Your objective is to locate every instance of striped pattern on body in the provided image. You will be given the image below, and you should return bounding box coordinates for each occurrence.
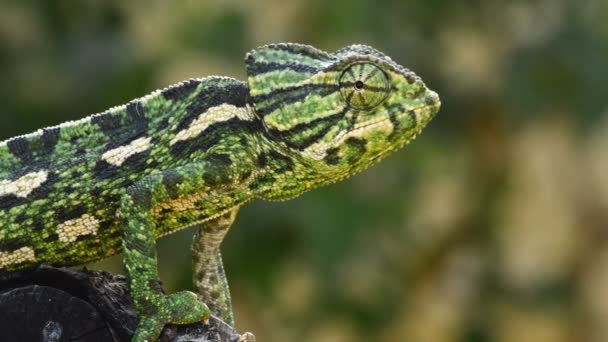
[0,77,259,270]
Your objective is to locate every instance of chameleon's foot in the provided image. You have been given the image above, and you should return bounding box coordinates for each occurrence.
[133,291,210,342]
[239,332,256,342]
[165,291,210,324]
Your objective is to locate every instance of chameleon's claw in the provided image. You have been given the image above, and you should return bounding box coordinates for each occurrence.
[239,332,256,342]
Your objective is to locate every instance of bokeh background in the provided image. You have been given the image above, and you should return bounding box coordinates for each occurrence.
[1,1,607,341]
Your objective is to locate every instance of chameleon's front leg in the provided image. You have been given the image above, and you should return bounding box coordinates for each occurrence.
[121,164,220,341]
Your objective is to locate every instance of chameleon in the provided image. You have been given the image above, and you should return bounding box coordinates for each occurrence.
[0,43,440,341]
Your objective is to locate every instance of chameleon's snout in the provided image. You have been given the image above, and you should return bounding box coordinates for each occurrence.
[400,86,440,135]
[423,90,441,118]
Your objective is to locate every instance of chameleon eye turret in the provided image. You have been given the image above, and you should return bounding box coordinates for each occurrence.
[1,42,439,341]
[339,62,390,110]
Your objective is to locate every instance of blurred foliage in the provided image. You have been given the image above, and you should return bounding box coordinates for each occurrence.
[1,0,608,341]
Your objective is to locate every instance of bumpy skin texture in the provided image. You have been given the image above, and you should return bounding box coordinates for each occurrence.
[0,43,440,341]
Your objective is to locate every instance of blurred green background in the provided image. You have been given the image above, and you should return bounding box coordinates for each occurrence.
[1,1,607,341]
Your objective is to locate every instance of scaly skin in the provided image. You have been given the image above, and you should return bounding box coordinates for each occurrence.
[0,43,440,341]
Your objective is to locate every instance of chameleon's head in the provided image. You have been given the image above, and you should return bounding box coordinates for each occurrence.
[246,43,440,178]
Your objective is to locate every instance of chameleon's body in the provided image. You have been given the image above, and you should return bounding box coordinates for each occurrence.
[0,43,440,341]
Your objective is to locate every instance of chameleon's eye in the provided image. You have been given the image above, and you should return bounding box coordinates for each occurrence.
[339,63,390,110]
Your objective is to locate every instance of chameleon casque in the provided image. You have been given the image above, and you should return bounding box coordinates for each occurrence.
[0,43,440,341]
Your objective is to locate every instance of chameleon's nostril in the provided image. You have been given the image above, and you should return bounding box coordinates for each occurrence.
[424,94,437,105]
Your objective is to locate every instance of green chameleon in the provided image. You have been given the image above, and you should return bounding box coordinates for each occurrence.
[0,43,440,341]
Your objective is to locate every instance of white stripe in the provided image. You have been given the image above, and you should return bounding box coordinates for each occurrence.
[302,118,394,160]
[0,247,36,268]
[101,137,152,166]
[56,214,100,242]
[170,104,254,145]
[0,76,240,148]
[0,170,49,198]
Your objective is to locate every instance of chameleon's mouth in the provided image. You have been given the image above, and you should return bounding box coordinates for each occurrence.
[307,92,440,162]
[308,102,438,185]
[323,99,440,166]
[339,101,439,139]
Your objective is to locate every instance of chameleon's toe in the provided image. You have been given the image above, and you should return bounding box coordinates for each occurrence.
[239,332,256,342]
[164,290,211,324]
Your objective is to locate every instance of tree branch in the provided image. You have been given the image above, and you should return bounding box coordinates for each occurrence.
[0,265,244,341]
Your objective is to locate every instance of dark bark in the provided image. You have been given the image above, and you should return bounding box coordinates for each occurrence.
[0,265,243,342]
